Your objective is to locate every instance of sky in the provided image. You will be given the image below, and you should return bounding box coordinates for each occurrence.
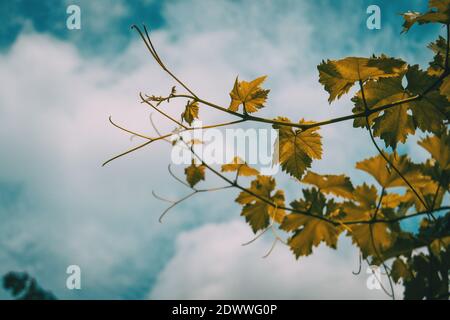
[0,0,445,299]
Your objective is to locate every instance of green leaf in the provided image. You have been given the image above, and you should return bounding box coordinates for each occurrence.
[301,171,354,199]
[273,118,322,180]
[318,56,406,103]
[235,176,285,233]
[229,76,270,113]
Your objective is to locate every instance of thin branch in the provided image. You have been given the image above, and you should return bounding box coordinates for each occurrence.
[106,23,450,228]
[132,25,198,98]
[262,238,280,259]
[365,259,394,297]
[373,206,449,224]
[158,191,197,223]
[359,79,430,213]
[156,185,233,223]
[152,190,175,203]
[104,115,246,166]
[143,93,425,132]
[136,25,450,132]
[445,24,449,71]
[109,116,153,140]
[369,187,396,300]
[106,116,450,224]
[140,92,187,128]
[167,164,191,188]
[242,223,273,246]
[352,253,363,275]
[102,139,153,167]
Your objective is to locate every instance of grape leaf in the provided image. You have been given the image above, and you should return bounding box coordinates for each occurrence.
[352,65,448,148]
[235,175,285,233]
[402,0,450,33]
[280,188,342,258]
[403,179,442,212]
[419,213,450,256]
[352,76,406,129]
[429,36,450,100]
[181,100,199,126]
[372,100,415,149]
[273,118,322,180]
[301,171,354,199]
[228,76,270,113]
[318,56,406,103]
[221,156,259,176]
[185,161,205,187]
[406,65,449,134]
[403,253,449,299]
[391,258,412,283]
[341,183,377,218]
[356,153,431,189]
[439,76,450,101]
[341,184,395,258]
[427,36,448,76]
[418,131,450,170]
[381,193,409,209]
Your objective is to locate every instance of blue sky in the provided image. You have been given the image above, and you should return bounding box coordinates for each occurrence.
[0,0,445,299]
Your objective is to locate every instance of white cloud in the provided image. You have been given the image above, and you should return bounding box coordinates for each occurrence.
[149,220,403,299]
[0,0,431,299]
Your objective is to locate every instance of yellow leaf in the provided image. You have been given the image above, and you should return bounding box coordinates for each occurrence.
[381,193,408,208]
[439,76,450,100]
[273,118,322,180]
[349,222,394,259]
[352,77,406,129]
[341,184,378,218]
[184,161,205,187]
[229,76,270,113]
[406,65,449,134]
[355,153,431,189]
[221,156,259,176]
[318,56,406,103]
[418,131,450,170]
[403,179,441,212]
[340,184,395,258]
[301,171,354,199]
[427,36,447,76]
[181,100,199,126]
[430,236,450,256]
[402,0,450,33]
[280,188,342,258]
[281,214,341,258]
[235,176,285,233]
[391,258,412,283]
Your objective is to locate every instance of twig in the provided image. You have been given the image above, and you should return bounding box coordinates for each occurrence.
[359,79,431,213]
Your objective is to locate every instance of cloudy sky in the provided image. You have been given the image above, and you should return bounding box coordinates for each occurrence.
[0,0,444,299]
